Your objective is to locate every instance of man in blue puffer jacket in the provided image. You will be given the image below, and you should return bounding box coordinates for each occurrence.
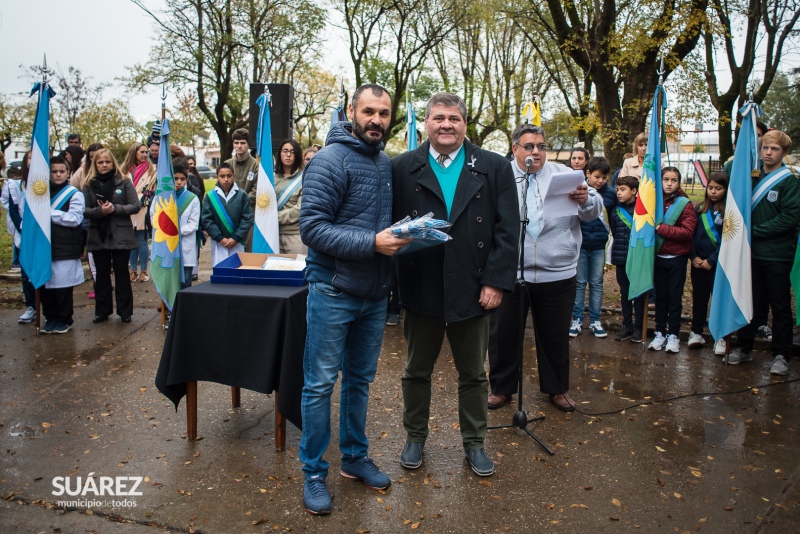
[298,84,409,516]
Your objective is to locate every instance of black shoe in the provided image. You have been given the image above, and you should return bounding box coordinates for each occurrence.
[630,330,643,343]
[191,274,198,281]
[615,326,634,341]
[400,441,424,469]
[92,315,109,323]
[465,448,494,476]
[121,316,132,323]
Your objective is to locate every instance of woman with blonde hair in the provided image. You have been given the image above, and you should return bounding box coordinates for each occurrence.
[82,149,140,324]
[619,132,648,179]
[120,142,157,282]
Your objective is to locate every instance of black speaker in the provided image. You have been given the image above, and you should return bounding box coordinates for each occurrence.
[248,83,294,151]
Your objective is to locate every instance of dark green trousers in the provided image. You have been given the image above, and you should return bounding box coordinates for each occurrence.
[402,309,489,451]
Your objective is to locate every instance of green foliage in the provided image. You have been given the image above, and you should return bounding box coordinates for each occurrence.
[762,71,800,141]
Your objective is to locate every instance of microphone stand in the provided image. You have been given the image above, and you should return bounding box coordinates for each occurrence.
[487,160,554,455]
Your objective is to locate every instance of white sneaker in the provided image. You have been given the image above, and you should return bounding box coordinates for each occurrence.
[665,334,680,353]
[568,319,582,337]
[648,331,666,351]
[713,338,727,356]
[18,306,35,324]
[687,332,705,348]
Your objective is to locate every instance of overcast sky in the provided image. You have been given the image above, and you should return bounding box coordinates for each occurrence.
[0,1,169,120]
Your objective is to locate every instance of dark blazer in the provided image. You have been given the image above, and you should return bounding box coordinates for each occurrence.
[83,175,141,251]
[391,140,520,323]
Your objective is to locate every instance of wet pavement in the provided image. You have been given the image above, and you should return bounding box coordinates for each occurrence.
[0,255,798,533]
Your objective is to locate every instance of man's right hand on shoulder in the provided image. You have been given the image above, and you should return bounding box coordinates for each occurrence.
[375,228,411,256]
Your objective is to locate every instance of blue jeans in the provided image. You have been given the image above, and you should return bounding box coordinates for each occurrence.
[299,282,387,478]
[180,266,193,290]
[12,245,20,266]
[129,230,149,272]
[572,247,605,322]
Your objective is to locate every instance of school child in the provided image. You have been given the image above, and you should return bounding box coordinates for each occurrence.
[201,162,254,266]
[41,156,85,334]
[169,165,200,289]
[571,156,616,337]
[1,166,23,271]
[688,172,728,354]
[727,130,800,375]
[608,175,646,342]
[648,167,697,353]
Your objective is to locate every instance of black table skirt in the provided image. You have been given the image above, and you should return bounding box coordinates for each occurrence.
[155,282,307,429]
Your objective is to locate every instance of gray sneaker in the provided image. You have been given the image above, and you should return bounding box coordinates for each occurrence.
[770,355,789,376]
[725,349,753,365]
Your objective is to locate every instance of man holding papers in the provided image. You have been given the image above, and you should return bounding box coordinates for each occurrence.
[487,124,601,412]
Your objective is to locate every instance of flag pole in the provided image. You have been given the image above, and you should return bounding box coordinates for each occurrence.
[33,54,53,336]
[160,84,168,330]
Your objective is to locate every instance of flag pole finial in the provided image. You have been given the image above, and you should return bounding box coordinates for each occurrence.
[37,54,53,85]
[747,81,755,103]
[657,56,665,86]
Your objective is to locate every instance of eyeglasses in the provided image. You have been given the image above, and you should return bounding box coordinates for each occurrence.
[281,149,296,155]
[516,143,547,153]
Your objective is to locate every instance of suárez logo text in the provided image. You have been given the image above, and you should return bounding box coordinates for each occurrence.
[51,473,144,496]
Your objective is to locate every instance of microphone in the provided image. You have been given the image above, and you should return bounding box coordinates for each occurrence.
[525,156,534,169]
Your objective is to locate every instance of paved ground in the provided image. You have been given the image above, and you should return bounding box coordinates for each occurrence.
[0,250,798,533]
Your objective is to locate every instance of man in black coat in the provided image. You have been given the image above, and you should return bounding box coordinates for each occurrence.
[392,92,519,477]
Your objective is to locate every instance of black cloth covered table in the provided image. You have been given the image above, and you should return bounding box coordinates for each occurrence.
[155,282,307,428]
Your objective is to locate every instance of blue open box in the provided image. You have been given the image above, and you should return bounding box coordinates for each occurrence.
[210,252,307,286]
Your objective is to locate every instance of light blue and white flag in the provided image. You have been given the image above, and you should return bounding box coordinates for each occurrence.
[407,100,418,151]
[709,102,759,340]
[19,82,56,289]
[252,92,279,254]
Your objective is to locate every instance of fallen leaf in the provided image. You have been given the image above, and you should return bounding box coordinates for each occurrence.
[611,498,621,507]
[251,518,268,526]
[479,481,493,487]
[655,446,666,452]
[691,470,703,478]
[41,422,52,428]
[673,492,682,499]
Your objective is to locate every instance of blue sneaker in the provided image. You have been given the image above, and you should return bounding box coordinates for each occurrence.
[52,322,72,334]
[340,457,391,490]
[40,321,56,334]
[589,321,607,338]
[569,319,582,337]
[303,476,331,515]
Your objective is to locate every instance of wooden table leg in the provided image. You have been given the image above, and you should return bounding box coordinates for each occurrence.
[274,391,286,451]
[231,386,241,408]
[186,381,197,440]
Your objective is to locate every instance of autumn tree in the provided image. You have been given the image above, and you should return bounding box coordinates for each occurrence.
[334,0,467,141]
[702,0,800,161]
[522,0,708,167]
[128,0,324,160]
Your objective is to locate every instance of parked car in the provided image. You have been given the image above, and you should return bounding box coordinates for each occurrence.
[195,165,215,179]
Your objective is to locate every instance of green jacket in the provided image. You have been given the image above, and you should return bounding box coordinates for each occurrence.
[751,166,800,262]
[200,184,254,244]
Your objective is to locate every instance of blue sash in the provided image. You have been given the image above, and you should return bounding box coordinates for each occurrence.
[277,173,303,210]
[208,190,236,235]
[752,167,791,208]
[616,206,633,229]
[50,185,79,211]
[656,196,690,252]
[177,191,197,217]
[701,210,721,247]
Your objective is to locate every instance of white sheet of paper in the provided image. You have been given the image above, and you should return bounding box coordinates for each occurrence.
[542,170,585,219]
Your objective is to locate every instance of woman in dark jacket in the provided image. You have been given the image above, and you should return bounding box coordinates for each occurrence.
[82,149,141,323]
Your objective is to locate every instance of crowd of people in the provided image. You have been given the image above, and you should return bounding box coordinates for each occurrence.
[0,128,320,332]
[1,85,796,517]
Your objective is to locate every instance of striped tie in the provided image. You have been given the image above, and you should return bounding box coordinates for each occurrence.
[437,153,448,167]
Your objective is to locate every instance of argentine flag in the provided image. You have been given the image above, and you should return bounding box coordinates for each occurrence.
[709,103,758,340]
[407,100,418,151]
[252,92,279,254]
[19,82,56,289]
